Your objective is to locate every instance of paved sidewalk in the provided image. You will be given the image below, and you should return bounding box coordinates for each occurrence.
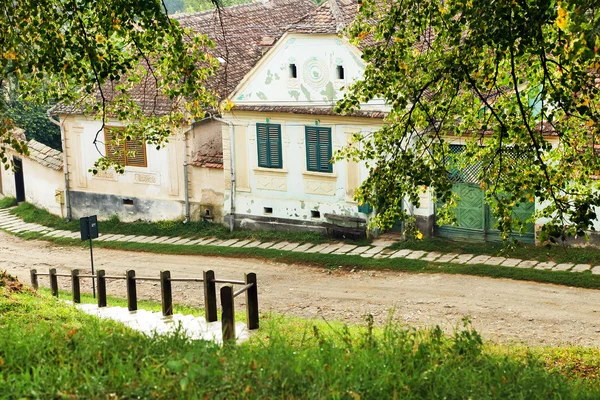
[1,208,599,275]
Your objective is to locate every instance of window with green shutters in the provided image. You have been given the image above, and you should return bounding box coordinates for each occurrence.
[305,126,333,173]
[256,123,282,168]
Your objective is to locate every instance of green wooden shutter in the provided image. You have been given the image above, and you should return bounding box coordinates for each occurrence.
[257,123,282,168]
[318,127,332,172]
[257,123,269,168]
[305,127,320,171]
[267,124,282,168]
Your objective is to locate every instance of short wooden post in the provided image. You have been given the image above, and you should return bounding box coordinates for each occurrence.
[126,270,137,312]
[71,269,81,303]
[30,269,38,290]
[49,268,58,297]
[97,270,107,307]
[245,273,259,330]
[221,285,235,343]
[203,270,217,322]
[160,271,173,316]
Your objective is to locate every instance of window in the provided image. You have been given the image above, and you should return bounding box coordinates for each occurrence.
[289,63,297,78]
[256,123,282,168]
[336,65,345,80]
[104,127,147,167]
[305,126,333,173]
[311,210,320,218]
[264,207,273,214]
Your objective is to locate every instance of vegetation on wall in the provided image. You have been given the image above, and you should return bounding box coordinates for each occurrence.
[5,100,61,150]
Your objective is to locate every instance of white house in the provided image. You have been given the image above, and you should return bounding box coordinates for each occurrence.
[218,0,437,237]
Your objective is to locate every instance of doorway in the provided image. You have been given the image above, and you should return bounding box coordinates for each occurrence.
[13,157,25,202]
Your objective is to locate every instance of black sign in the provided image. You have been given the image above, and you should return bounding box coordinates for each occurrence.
[80,215,99,241]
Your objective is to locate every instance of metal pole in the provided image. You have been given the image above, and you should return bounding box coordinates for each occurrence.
[89,235,96,298]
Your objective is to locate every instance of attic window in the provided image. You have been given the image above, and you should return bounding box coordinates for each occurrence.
[289,64,297,79]
[336,65,345,80]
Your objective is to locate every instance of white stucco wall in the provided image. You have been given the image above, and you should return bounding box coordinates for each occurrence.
[232,33,386,110]
[222,111,383,226]
[0,153,65,216]
[60,115,224,222]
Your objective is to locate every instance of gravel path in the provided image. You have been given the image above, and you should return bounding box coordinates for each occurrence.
[2,231,600,347]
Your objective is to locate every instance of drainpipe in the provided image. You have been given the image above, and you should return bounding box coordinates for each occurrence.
[47,109,72,221]
[211,116,235,232]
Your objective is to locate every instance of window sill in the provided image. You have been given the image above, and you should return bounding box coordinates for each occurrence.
[254,167,288,174]
[302,170,337,179]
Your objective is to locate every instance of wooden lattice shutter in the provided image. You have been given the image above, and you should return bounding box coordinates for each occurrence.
[104,127,125,164]
[125,137,147,167]
[306,126,319,171]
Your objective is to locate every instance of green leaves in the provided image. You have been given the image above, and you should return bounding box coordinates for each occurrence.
[339,0,600,242]
[1,0,218,172]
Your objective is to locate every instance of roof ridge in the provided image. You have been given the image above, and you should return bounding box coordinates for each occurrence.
[327,0,346,33]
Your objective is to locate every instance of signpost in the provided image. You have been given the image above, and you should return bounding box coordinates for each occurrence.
[80,215,99,298]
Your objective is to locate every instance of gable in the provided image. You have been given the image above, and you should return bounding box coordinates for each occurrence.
[231,33,385,109]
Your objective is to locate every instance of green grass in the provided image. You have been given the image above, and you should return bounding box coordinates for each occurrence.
[0,196,17,209]
[391,237,600,265]
[16,230,600,291]
[10,202,349,244]
[2,275,599,399]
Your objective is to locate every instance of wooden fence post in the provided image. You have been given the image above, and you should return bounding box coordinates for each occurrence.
[245,272,259,330]
[203,270,217,322]
[49,268,58,297]
[71,269,80,303]
[30,269,38,290]
[160,271,172,316]
[221,285,235,343]
[126,270,137,312]
[97,270,106,307]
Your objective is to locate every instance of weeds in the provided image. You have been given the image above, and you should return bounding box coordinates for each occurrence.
[0,196,16,209]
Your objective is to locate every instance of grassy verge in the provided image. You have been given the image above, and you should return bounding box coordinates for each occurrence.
[1,274,599,399]
[0,196,16,209]
[10,202,360,245]
[391,237,600,265]
[16,230,600,290]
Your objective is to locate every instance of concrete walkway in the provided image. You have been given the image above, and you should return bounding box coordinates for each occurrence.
[1,208,599,274]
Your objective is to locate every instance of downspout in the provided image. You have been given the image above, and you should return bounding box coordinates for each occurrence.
[47,109,72,221]
[211,116,235,232]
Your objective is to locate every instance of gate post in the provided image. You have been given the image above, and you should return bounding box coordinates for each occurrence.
[71,269,80,303]
[30,269,38,290]
[126,270,137,312]
[160,271,173,316]
[245,273,259,330]
[49,268,58,297]
[97,270,107,307]
[221,285,235,343]
[203,270,217,322]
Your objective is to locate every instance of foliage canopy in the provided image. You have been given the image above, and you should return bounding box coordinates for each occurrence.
[1,0,218,172]
[338,0,600,242]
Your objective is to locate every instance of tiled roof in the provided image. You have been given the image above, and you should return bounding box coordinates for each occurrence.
[231,104,387,118]
[287,0,358,34]
[26,139,64,171]
[54,0,317,117]
[191,153,224,169]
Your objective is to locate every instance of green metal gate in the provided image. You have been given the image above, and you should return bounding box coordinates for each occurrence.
[436,145,535,243]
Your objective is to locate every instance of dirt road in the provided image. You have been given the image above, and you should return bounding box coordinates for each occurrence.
[1,231,599,347]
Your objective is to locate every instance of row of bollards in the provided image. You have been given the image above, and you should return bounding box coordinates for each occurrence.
[30,268,258,342]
